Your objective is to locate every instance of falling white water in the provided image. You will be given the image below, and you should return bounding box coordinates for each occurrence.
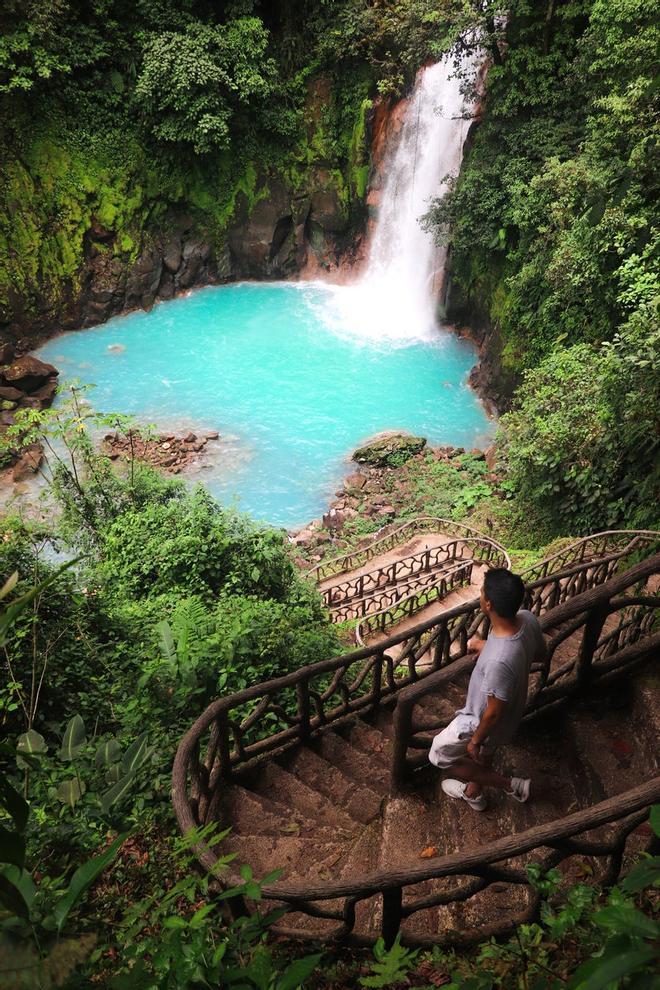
[323,57,473,345]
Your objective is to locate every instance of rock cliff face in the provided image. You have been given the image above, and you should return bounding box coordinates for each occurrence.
[5,170,361,350]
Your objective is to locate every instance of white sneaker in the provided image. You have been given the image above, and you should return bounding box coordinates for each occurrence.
[441,778,487,812]
[508,777,531,803]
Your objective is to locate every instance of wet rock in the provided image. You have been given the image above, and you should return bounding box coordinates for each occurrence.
[31,380,58,407]
[12,444,44,482]
[162,241,182,274]
[322,508,345,531]
[345,472,367,491]
[0,343,15,365]
[2,355,58,393]
[202,430,219,440]
[0,386,23,402]
[353,432,426,468]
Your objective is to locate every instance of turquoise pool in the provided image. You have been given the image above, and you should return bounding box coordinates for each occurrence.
[37,281,493,528]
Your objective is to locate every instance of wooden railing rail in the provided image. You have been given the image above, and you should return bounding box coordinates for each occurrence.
[354,560,474,644]
[309,517,511,581]
[321,536,505,609]
[330,558,473,625]
[389,553,660,792]
[520,530,659,582]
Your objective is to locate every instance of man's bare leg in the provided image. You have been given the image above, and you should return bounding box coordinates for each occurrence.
[447,756,512,798]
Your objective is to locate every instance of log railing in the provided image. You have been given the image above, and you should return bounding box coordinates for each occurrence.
[520,530,659,582]
[354,560,474,644]
[390,554,660,792]
[172,542,659,947]
[321,536,505,611]
[309,517,510,581]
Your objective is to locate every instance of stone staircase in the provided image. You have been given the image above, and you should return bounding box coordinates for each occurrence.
[173,531,659,946]
[215,664,658,942]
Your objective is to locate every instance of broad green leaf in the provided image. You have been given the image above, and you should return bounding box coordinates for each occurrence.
[0,870,31,919]
[56,778,87,807]
[54,832,128,933]
[650,804,660,837]
[100,771,136,814]
[104,764,122,785]
[622,857,660,893]
[95,738,121,768]
[121,732,150,773]
[594,905,659,940]
[0,824,25,868]
[277,953,324,990]
[59,714,87,761]
[0,775,29,831]
[16,729,47,768]
[0,571,18,601]
[2,865,36,909]
[156,620,176,663]
[569,945,655,990]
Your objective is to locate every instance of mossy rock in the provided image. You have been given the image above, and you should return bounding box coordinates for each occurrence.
[353,433,427,468]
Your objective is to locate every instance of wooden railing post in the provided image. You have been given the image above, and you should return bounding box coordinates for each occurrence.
[381,886,402,948]
[391,699,413,793]
[577,600,610,686]
[297,677,311,740]
[216,710,232,782]
[371,652,383,709]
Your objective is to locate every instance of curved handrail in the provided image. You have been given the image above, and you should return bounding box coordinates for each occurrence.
[309,517,511,581]
[520,529,659,582]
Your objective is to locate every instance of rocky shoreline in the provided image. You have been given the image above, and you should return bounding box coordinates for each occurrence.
[101,428,221,474]
[289,432,498,565]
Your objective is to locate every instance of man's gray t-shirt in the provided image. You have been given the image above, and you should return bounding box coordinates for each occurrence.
[456,610,547,747]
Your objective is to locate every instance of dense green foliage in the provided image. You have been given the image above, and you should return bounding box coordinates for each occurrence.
[424,0,659,533]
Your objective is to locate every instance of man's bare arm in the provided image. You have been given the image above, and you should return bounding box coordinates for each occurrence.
[467,695,507,761]
[467,636,486,655]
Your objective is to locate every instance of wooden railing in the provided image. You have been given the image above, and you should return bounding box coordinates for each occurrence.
[321,536,506,610]
[520,530,659,582]
[354,560,474,644]
[329,559,473,625]
[172,541,659,948]
[390,554,660,792]
[309,517,511,581]
[262,781,660,948]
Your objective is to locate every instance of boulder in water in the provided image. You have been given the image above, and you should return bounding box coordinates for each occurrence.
[2,355,58,393]
[353,432,426,468]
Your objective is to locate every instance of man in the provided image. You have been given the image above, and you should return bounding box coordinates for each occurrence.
[428,568,547,811]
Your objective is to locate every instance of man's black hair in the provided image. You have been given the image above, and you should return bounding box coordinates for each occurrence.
[483,568,525,620]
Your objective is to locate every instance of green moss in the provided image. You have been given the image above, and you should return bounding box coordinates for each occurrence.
[348,98,371,201]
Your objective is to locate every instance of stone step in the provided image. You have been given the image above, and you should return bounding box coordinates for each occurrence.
[218,783,341,842]
[219,833,347,886]
[629,667,660,774]
[252,762,359,834]
[280,745,383,824]
[315,731,391,790]
[341,718,394,767]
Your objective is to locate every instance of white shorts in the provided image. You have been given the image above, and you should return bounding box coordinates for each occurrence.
[429,715,497,769]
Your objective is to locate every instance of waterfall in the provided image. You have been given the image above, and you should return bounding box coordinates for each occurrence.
[325,58,473,344]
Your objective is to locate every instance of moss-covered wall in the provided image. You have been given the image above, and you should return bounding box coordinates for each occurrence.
[0,71,372,344]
